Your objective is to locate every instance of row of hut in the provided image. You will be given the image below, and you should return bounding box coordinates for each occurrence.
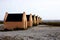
[4,12,42,30]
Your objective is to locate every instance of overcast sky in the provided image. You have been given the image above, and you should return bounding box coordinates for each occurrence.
[0,0,60,20]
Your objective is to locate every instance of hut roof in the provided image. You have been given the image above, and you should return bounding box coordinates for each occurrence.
[6,14,23,22]
[26,15,30,21]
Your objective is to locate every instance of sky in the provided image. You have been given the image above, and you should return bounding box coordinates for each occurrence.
[0,0,60,20]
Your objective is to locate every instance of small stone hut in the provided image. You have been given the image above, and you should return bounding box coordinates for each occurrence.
[4,12,27,30]
[36,16,39,25]
[32,15,37,26]
[26,14,33,27]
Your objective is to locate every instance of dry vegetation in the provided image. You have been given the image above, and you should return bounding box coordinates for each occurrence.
[42,22,60,26]
[0,21,3,24]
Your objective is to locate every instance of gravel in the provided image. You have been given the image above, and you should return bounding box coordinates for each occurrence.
[0,24,60,40]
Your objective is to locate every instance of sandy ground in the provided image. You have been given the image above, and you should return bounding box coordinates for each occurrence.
[0,24,60,40]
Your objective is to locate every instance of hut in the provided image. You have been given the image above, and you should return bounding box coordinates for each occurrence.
[38,17,42,24]
[32,15,37,26]
[36,16,39,25]
[26,14,33,27]
[4,12,27,30]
